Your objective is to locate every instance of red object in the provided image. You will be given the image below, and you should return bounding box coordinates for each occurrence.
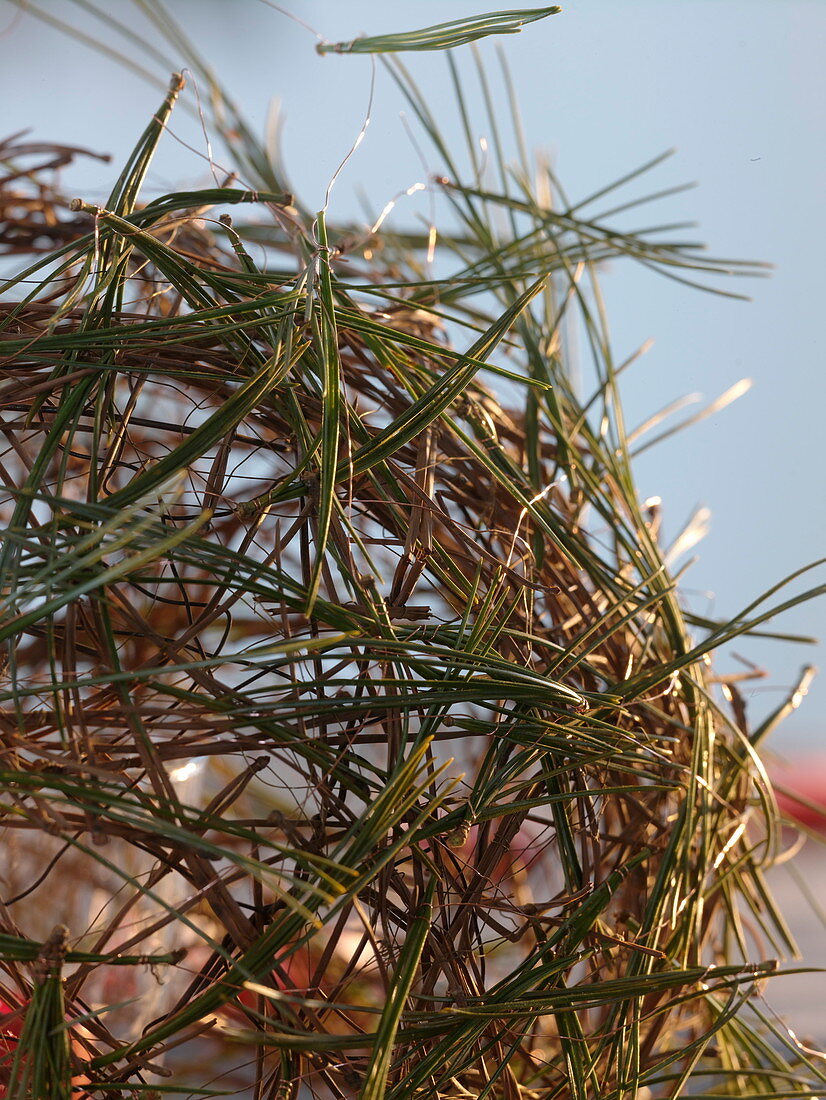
[0,999,25,1097]
[0,999,89,1099]
[771,757,826,832]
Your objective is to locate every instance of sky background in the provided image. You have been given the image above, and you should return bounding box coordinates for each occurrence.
[3,0,825,753]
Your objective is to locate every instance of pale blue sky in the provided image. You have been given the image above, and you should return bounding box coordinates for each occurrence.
[4,1,825,749]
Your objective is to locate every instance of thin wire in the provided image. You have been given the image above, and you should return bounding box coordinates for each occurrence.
[254,0,325,46]
[320,56,377,222]
[181,67,221,188]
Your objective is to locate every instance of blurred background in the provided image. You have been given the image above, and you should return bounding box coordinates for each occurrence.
[3,0,825,1048]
